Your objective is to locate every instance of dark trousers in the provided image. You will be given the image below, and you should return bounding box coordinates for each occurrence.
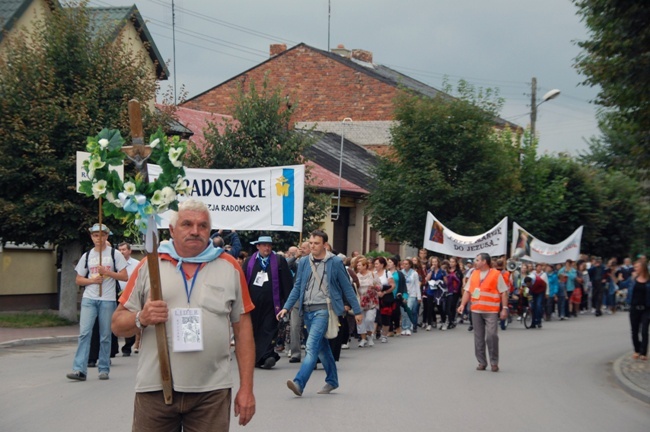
[122,336,136,354]
[446,293,459,324]
[630,307,650,356]
[592,285,604,314]
[424,296,436,325]
[531,293,544,326]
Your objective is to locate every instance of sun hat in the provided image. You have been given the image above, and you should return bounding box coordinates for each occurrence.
[250,235,273,245]
[88,223,112,235]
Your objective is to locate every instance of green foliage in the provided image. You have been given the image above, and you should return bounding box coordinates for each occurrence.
[0,1,167,246]
[505,129,649,258]
[78,128,189,234]
[185,77,329,251]
[366,84,520,247]
[573,0,650,173]
[0,312,75,328]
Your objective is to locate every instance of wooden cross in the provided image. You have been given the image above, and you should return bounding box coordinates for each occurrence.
[124,99,174,405]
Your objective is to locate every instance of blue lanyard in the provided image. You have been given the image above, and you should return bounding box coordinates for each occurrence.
[182,264,201,305]
[258,255,269,272]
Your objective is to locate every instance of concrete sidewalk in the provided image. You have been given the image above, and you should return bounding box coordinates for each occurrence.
[0,324,79,347]
[1,324,648,404]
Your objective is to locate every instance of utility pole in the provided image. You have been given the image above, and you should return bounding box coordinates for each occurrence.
[530,76,537,139]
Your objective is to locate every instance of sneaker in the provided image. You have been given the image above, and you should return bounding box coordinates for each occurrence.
[426,325,432,331]
[287,380,303,397]
[66,371,86,381]
[122,352,131,357]
[438,323,444,329]
[341,343,350,350]
[317,383,338,394]
[286,349,292,357]
[99,372,109,380]
[405,329,412,336]
[87,361,96,368]
[400,330,407,336]
[447,323,456,330]
[289,357,301,363]
[467,325,473,331]
[133,348,139,354]
[441,323,448,331]
[380,336,388,343]
[367,335,375,347]
[358,339,367,348]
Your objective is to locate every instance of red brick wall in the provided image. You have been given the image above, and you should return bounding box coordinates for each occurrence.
[182,44,400,123]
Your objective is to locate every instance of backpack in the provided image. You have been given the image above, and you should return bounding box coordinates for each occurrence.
[84,246,117,277]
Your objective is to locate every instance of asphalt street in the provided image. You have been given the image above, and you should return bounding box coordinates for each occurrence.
[1,312,647,432]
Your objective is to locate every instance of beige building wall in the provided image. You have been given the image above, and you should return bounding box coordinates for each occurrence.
[0,246,57,295]
[0,0,52,52]
[117,21,159,110]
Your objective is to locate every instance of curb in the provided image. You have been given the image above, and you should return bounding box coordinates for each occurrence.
[612,354,650,405]
[0,335,78,349]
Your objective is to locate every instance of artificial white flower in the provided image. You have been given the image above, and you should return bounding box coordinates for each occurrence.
[123,181,136,196]
[174,176,190,195]
[106,192,123,208]
[149,138,160,148]
[161,187,176,204]
[92,180,107,198]
[98,138,109,149]
[168,147,184,168]
[151,190,164,206]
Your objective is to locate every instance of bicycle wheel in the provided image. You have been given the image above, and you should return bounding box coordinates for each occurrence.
[523,309,533,329]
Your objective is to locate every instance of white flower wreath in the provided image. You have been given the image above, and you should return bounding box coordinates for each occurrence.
[79,128,190,237]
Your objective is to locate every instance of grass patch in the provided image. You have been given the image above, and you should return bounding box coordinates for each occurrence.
[0,313,75,328]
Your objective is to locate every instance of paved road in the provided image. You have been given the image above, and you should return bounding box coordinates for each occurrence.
[1,313,647,432]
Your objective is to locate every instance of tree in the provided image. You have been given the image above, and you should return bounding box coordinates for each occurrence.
[185,77,329,251]
[366,82,520,247]
[0,1,168,247]
[506,130,649,258]
[0,2,171,320]
[573,0,650,173]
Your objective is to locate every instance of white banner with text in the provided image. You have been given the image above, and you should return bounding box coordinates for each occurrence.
[423,212,508,258]
[511,222,582,264]
[149,164,305,232]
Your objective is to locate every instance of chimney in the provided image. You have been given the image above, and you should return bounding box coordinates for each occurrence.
[330,43,351,58]
[270,43,287,57]
[351,49,373,64]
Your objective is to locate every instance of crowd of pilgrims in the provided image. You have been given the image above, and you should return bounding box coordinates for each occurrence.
[262,248,648,360]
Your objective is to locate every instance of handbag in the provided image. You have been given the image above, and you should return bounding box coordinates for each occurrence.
[310,259,339,339]
[325,298,339,339]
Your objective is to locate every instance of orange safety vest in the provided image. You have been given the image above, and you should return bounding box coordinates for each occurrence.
[469,268,502,313]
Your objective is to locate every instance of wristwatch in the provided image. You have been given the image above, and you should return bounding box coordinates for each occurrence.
[135,310,145,329]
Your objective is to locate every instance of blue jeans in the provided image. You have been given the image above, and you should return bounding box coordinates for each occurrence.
[72,298,116,374]
[406,296,419,329]
[293,309,338,391]
[401,300,413,331]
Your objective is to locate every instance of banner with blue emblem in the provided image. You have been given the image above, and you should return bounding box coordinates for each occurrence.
[149,164,305,232]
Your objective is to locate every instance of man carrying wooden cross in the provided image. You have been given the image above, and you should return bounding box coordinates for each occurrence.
[112,199,256,430]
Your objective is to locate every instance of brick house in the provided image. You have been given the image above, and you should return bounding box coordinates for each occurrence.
[181,42,518,256]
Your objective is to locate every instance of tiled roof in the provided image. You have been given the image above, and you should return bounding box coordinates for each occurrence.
[0,0,56,43]
[304,131,378,194]
[306,161,368,194]
[172,106,233,146]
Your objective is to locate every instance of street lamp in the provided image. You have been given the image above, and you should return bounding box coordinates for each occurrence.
[530,77,560,138]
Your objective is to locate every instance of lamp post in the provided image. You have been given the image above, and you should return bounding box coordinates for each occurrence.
[530,77,561,139]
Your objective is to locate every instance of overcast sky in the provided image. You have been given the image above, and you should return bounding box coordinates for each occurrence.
[89,0,601,155]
